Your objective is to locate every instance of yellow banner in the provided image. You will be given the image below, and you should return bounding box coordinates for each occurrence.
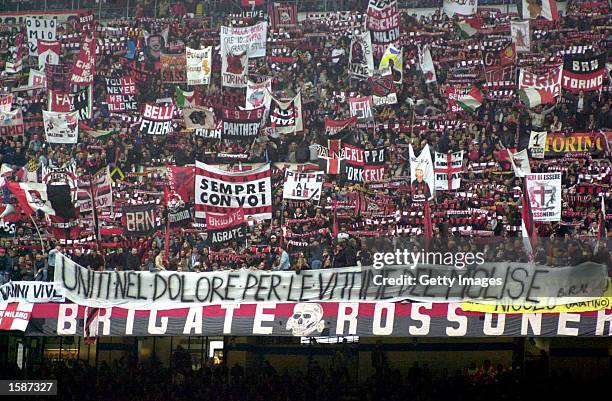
[461,297,611,314]
[462,278,611,313]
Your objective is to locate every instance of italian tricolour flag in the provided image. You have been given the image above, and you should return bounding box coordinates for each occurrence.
[456,86,484,112]
[518,88,555,108]
[455,17,482,38]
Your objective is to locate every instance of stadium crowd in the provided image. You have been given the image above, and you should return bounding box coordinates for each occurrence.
[0,0,610,284]
[1,350,607,401]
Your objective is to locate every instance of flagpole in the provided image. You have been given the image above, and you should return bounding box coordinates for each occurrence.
[29,214,46,250]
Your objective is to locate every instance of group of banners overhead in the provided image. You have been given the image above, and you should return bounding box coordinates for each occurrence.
[105,77,138,112]
[283,170,324,201]
[220,22,267,88]
[525,173,562,221]
[194,162,272,220]
[185,47,212,85]
[20,302,612,337]
[139,103,175,135]
[367,0,400,58]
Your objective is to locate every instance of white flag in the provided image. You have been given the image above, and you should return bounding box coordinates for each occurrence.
[511,20,531,53]
[186,47,212,85]
[509,149,531,177]
[528,131,547,159]
[434,151,464,191]
[443,0,478,17]
[419,45,437,84]
[409,144,435,201]
[348,30,374,78]
[43,110,79,144]
[525,173,562,221]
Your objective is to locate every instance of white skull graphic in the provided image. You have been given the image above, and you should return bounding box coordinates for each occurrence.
[286,303,325,336]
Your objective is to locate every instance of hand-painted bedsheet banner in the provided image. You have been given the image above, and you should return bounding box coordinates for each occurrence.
[53,255,608,309]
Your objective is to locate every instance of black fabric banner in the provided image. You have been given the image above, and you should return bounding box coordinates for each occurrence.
[220,106,265,140]
[167,205,193,228]
[122,204,159,237]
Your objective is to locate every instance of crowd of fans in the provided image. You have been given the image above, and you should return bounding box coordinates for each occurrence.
[1,350,607,401]
[0,0,610,284]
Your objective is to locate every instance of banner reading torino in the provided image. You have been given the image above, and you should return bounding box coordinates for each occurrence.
[194,162,272,220]
[562,53,606,92]
[220,22,267,88]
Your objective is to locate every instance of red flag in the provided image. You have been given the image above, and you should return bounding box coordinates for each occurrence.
[70,30,96,86]
[332,201,339,239]
[423,201,433,246]
[7,182,55,216]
